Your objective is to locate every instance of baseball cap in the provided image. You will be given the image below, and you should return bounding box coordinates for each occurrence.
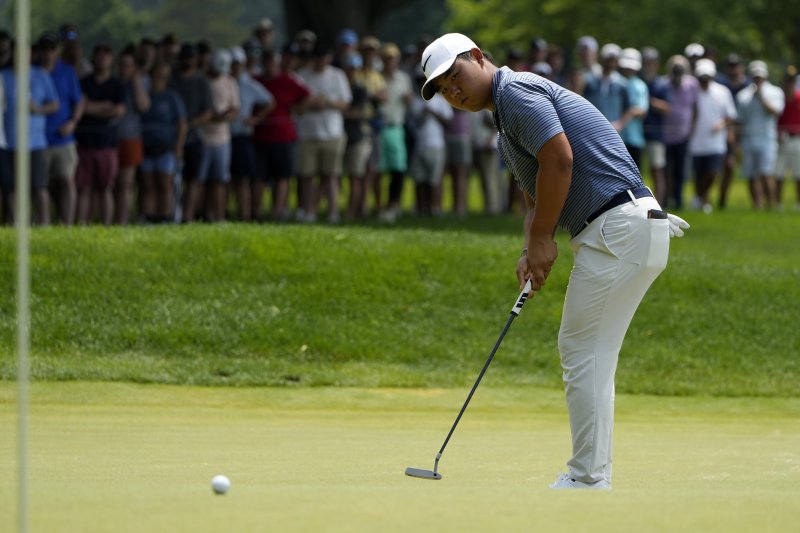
[338,29,358,46]
[420,33,478,100]
[230,46,246,64]
[684,43,705,59]
[641,47,659,62]
[694,58,717,78]
[343,53,363,69]
[380,42,401,58]
[618,48,642,71]
[212,49,232,74]
[255,18,273,32]
[748,60,768,78]
[37,32,59,50]
[577,36,598,51]
[532,62,553,76]
[360,36,381,51]
[600,43,621,60]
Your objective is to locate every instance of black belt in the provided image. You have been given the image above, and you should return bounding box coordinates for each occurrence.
[585,187,653,226]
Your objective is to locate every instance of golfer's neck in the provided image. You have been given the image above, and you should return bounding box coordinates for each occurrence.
[483,63,499,112]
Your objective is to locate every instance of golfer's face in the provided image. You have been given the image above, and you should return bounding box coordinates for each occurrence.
[437,57,484,112]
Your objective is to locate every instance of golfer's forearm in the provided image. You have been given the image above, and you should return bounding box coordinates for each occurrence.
[530,170,570,237]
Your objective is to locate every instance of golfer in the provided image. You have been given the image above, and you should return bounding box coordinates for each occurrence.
[420,33,689,489]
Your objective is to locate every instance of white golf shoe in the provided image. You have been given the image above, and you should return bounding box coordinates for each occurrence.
[548,472,611,490]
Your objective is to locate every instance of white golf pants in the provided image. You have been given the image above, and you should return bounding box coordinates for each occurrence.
[558,195,669,484]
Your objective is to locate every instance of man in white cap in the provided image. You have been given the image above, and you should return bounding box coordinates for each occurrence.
[736,60,785,209]
[418,33,689,489]
[617,48,649,170]
[583,43,630,129]
[688,58,737,213]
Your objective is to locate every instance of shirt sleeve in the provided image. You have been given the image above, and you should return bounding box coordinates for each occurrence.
[501,81,564,156]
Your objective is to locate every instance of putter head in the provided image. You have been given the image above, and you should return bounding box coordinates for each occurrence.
[405,467,442,480]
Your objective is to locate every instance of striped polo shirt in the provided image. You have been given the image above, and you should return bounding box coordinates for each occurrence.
[492,67,643,237]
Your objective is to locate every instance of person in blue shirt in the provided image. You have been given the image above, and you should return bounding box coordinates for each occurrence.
[39,32,84,225]
[419,33,689,490]
[1,45,60,225]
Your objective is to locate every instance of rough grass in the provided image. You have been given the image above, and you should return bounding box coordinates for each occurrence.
[0,180,798,396]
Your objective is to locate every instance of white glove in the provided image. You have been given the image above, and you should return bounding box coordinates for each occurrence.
[667,214,690,238]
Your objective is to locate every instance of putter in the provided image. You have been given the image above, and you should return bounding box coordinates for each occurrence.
[405,279,534,480]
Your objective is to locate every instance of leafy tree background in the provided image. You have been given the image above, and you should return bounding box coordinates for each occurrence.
[1,0,798,70]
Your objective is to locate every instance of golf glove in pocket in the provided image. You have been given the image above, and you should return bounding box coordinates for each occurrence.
[667,214,690,238]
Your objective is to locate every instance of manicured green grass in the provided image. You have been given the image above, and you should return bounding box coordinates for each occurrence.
[1,383,798,532]
[0,179,797,395]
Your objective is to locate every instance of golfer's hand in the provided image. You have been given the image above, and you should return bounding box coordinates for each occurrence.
[667,214,690,238]
[517,236,558,293]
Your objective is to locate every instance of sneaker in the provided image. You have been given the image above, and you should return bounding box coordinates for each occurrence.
[548,472,611,490]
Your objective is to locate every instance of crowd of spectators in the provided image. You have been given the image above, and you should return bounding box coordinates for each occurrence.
[1,21,799,226]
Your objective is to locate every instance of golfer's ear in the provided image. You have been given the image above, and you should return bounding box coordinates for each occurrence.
[471,48,483,63]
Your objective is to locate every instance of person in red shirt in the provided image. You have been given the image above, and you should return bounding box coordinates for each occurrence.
[776,66,800,209]
[253,46,311,220]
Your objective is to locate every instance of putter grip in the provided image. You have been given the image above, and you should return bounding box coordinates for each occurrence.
[511,279,532,315]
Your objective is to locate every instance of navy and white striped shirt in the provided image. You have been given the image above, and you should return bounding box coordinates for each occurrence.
[492,67,642,237]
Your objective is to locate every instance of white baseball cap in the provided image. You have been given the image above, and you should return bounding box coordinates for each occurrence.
[694,58,716,78]
[618,48,642,71]
[749,60,769,78]
[684,43,705,59]
[420,33,478,100]
[600,43,621,60]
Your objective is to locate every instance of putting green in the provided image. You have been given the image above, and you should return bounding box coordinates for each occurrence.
[1,383,798,532]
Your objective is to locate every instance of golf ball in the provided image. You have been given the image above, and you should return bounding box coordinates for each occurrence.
[211,474,230,495]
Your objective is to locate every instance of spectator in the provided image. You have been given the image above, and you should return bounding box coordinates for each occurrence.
[229,46,274,221]
[242,39,262,77]
[357,36,387,216]
[688,59,736,213]
[75,44,125,225]
[684,43,705,71]
[546,45,567,86]
[506,48,527,72]
[737,60,785,209]
[527,37,548,71]
[342,53,372,220]
[295,44,351,223]
[137,38,158,81]
[40,31,84,226]
[408,69,452,215]
[641,47,671,207]
[169,42,214,223]
[575,35,601,89]
[583,44,629,128]
[196,40,212,72]
[470,109,501,214]
[776,66,800,210]
[253,18,276,52]
[717,54,750,209]
[662,54,698,210]
[115,45,151,224]
[444,108,472,216]
[139,62,186,223]
[532,61,554,81]
[159,33,180,67]
[253,49,310,221]
[294,30,317,70]
[1,45,60,225]
[59,24,92,78]
[0,71,8,223]
[617,48,649,171]
[196,48,239,222]
[333,29,359,70]
[378,42,412,223]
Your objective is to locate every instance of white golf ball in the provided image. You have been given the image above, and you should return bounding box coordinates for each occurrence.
[211,474,230,495]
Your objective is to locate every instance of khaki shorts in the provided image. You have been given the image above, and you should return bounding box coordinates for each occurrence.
[776,136,800,179]
[43,142,79,182]
[298,137,346,177]
[344,137,372,177]
[645,141,666,169]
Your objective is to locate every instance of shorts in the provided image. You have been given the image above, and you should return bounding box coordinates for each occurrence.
[379,125,407,172]
[118,138,144,168]
[231,135,258,179]
[255,141,295,181]
[775,135,800,179]
[344,137,372,177]
[76,147,118,190]
[445,135,472,166]
[741,141,777,179]
[367,130,381,168]
[645,141,666,169]
[297,137,346,177]
[692,153,724,175]
[409,146,446,186]
[43,142,79,182]
[141,152,177,174]
[197,143,231,184]
[4,149,47,190]
[0,149,11,191]
[182,141,209,181]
